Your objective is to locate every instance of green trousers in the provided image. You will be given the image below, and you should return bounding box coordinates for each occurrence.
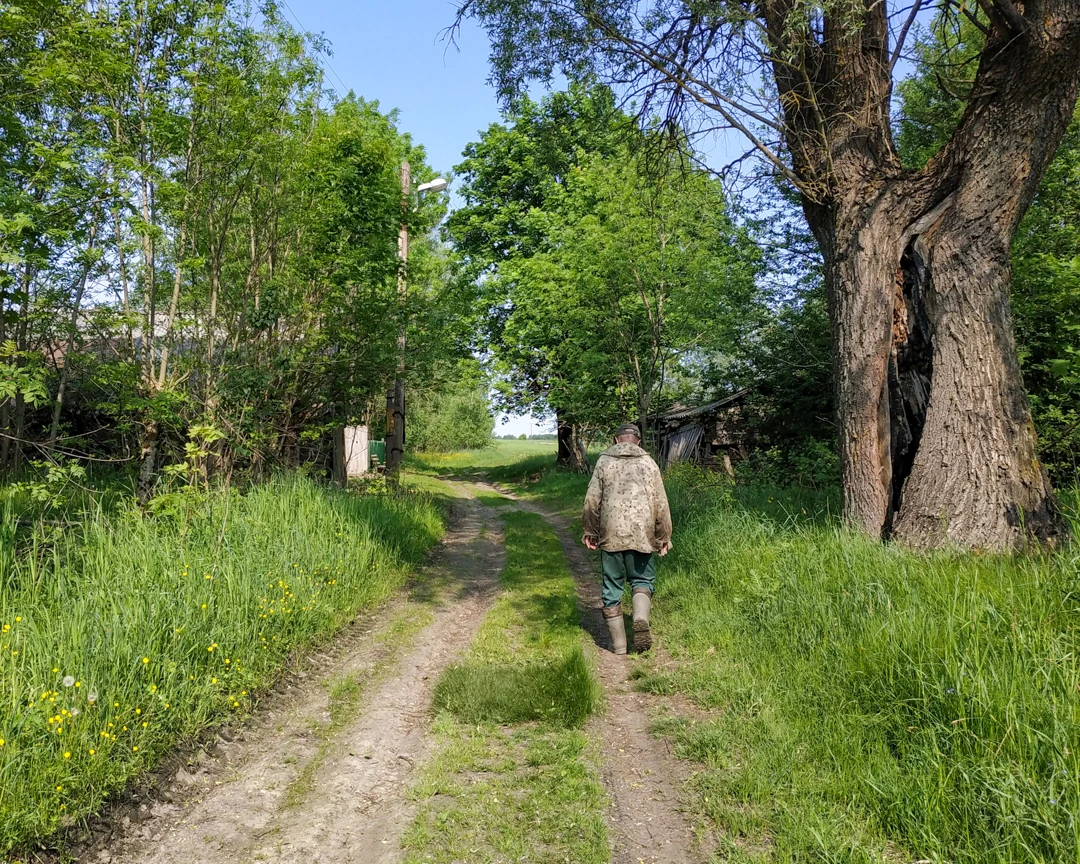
[601,549,656,608]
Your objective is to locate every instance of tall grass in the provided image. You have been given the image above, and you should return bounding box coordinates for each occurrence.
[641,475,1080,862]
[0,476,443,853]
[460,448,1080,861]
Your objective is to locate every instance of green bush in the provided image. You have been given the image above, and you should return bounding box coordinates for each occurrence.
[0,476,444,853]
[409,382,495,452]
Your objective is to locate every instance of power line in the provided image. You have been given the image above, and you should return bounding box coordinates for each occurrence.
[278,0,350,100]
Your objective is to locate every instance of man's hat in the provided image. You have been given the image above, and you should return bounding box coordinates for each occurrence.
[615,423,641,439]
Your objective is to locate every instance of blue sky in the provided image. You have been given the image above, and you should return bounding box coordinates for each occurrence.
[282,0,501,181]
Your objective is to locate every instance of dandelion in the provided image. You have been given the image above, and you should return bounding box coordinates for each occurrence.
[14,616,20,622]
[88,692,97,704]
[135,708,141,715]
[132,746,138,752]
[63,752,71,759]
[70,708,80,717]
[142,657,149,665]
[89,749,96,755]
[0,738,5,747]
[62,676,75,688]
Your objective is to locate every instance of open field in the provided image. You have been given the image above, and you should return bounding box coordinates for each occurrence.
[407,438,557,472]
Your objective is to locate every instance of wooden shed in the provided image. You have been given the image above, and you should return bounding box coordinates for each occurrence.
[653,388,755,474]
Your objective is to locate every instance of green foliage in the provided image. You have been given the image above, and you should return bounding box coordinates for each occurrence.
[0,0,463,485]
[636,479,1080,862]
[0,342,47,406]
[449,83,762,436]
[465,446,1080,863]
[9,457,87,508]
[0,475,445,852]
[408,368,495,453]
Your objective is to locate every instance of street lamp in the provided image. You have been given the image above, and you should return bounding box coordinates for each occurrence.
[384,164,448,473]
[416,177,448,194]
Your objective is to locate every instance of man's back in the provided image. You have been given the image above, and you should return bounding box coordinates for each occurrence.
[582,442,672,554]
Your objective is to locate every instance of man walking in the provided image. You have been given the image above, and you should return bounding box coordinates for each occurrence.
[582,423,672,654]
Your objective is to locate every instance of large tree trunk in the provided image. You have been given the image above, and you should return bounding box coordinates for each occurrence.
[786,0,1080,550]
[823,191,1063,549]
[556,410,589,473]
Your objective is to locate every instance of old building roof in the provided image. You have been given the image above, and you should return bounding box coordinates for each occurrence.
[655,388,752,424]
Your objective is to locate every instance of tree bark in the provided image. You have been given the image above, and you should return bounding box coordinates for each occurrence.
[787,0,1080,549]
[137,419,159,506]
[556,410,589,472]
[49,222,99,450]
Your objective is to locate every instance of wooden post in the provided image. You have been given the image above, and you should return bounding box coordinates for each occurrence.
[385,160,409,472]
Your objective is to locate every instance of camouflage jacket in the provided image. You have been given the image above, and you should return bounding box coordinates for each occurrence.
[582,443,672,553]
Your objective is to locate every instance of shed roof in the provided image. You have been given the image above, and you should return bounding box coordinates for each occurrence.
[656,388,752,423]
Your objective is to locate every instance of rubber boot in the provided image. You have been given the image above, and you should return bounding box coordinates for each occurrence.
[632,589,652,653]
[602,605,627,655]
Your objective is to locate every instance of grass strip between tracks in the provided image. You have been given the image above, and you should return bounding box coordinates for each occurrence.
[403,501,607,864]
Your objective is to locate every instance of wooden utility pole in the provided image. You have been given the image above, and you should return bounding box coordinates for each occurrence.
[385,160,409,472]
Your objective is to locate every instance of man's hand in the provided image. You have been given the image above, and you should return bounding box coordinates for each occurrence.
[658,541,672,557]
[583,535,598,551]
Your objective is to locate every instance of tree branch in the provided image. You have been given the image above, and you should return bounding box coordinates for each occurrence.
[890,0,923,72]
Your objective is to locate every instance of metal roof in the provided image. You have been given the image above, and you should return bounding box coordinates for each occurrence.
[655,388,752,423]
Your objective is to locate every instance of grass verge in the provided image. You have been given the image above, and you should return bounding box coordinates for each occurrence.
[0,475,444,854]
[635,472,1080,863]
[403,505,606,863]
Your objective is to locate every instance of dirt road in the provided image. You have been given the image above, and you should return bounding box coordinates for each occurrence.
[78,481,702,864]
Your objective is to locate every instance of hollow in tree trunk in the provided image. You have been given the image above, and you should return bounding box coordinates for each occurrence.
[556,411,589,473]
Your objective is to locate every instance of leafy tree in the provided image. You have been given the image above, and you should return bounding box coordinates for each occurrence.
[0,0,460,497]
[447,83,628,467]
[408,362,494,452]
[455,0,1080,548]
[450,85,760,469]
